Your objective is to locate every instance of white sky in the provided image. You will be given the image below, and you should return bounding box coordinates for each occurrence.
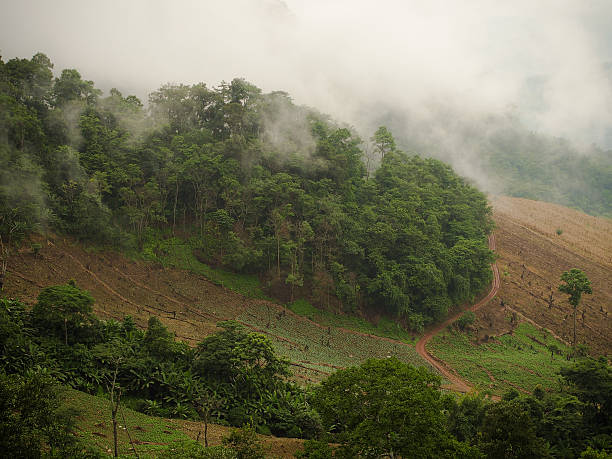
[2,0,612,148]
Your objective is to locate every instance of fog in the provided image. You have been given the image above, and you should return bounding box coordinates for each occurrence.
[2,0,612,185]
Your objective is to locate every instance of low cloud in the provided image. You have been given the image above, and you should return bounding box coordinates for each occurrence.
[2,0,611,188]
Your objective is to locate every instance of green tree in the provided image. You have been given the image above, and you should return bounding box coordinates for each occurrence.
[560,357,612,439]
[294,439,333,458]
[371,126,396,161]
[0,370,96,458]
[53,68,101,106]
[558,268,592,345]
[313,358,479,458]
[479,397,550,458]
[31,282,96,345]
[222,424,265,459]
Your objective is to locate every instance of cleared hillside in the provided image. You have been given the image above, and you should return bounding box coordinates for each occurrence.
[482,196,611,355]
[4,236,428,384]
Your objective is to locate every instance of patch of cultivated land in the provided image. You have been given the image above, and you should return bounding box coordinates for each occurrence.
[428,196,611,395]
[428,322,571,396]
[4,236,428,384]
[491,196,611,355]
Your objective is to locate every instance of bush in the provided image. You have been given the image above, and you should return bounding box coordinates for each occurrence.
[0,370,98,458]
[455,311,476,331]
[31,283,98,344]
[222,425,266,459]
[294,439,333,458]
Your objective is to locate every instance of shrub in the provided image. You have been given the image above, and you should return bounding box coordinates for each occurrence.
[294,439,333,458]
[455,311,476,331]
[222,425,266,459]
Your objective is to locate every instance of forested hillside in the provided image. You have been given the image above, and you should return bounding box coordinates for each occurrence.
[0,52,493,328]
[373,108,612,218]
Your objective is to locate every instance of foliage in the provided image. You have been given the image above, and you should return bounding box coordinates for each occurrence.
[312,358,479,458]
[1,291,319,439]
[479,396,551,458]
[559,269,593,309]
[559,268,592,345]
[385,108,612,218]
[222,425,266,459]
[0,52,493,328]
[0,290,609,456]
[31,282,97,344]
[561,357,612,441]
[455,310,476,331]
[294,439,333,458]
[0,370,99,458]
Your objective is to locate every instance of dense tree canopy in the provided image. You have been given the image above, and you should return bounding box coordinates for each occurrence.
[0,52,493,327]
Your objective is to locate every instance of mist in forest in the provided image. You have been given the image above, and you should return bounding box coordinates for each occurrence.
[2,0,612,190]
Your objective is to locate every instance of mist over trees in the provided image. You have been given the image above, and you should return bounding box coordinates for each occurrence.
[371,106,612,218]
[0,52,493,328]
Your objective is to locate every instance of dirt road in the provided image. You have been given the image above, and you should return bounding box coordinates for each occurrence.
[415,234,500,393]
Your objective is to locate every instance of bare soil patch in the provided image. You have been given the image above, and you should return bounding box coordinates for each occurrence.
[489,196,612,355]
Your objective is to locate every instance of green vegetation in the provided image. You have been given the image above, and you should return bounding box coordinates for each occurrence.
[140,235,268,299]
[559,268,593,346]
[2,287,611,457]
[1,291,322,441]
[429,322,572,394]
[0,52,493,330]
[64,388,191,457]
[0,371,100,458]
[234,298,425,375]
[288,299,414,342]
[454,310,476,331]
[312,358,480,458]
[386,109,612,218]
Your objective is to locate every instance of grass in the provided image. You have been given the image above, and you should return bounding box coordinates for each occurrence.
[288,299,415,343]
[64,388,191,457]
[139,235,268,300]
[428,322,572,396]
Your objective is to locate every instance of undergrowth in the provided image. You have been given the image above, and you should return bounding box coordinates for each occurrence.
[288,299,415,344]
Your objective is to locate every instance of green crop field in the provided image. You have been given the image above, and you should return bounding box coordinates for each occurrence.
[288,299,415,343]
[236,299,429,380]
[428,322,572,395]
[137,236,430,381]
[64,389,191,457]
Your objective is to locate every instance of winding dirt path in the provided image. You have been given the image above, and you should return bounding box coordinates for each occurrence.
[415,234,500,393]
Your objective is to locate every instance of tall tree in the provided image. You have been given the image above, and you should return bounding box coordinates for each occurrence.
[558,268,592,345]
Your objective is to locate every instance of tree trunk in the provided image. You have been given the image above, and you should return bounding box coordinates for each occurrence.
[277,234,281,278]
[573,307,577,346]
[204,418,208,448]
[173,179,178,235]
[112,390,121,457]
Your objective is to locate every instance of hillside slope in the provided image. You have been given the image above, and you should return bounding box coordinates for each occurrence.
[485,196,611,355]
[4,237,428,384]
[4,196,609,393]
